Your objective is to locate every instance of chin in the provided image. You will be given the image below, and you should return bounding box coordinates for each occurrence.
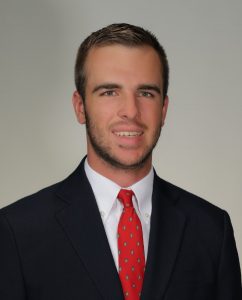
[101,151,151,171]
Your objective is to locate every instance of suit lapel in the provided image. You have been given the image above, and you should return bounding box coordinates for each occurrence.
[55,160,123,300]
[141,175,186,300]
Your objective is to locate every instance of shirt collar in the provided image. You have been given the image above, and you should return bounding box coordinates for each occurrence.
[85,160,120,221]
[84,159,153,224]
[131,168,153,223]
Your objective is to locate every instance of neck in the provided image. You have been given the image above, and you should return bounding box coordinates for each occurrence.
[86,155,152,187]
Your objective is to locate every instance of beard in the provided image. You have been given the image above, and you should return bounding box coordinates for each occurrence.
[85,110,162,170]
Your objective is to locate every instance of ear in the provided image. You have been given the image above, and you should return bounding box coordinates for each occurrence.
[72,91,86,124]
[161,96,169,127]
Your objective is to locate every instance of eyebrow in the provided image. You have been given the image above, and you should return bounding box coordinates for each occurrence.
[137,84,161,95]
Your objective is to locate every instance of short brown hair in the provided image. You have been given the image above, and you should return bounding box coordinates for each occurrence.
[75,23,169,100]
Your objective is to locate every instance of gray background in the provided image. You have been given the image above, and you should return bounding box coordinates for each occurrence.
[1,0,241,267]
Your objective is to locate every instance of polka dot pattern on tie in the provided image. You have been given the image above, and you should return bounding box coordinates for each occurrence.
[117,189,145,299]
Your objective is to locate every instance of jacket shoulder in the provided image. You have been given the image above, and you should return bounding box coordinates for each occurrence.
[156,175,224,210]
[154,175,228,231]
[0,181,66,225]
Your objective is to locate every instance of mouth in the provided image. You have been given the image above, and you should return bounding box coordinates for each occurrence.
[113,131,143,137]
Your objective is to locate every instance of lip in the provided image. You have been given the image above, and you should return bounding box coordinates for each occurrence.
[112,126,144,135]
[112,128,144,148]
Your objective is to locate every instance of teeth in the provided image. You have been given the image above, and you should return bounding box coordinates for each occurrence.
[115,131,142,137]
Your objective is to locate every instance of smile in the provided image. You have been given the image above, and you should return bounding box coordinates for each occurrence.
[114,131,143,137]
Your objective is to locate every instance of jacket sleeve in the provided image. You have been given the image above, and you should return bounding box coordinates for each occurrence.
[216,211,242,299]
[0,213,27,300]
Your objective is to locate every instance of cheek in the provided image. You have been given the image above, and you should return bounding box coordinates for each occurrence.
[95,107,118,126]
[87,99,115,117]
[142,106,163,126]
[88,110,112,132]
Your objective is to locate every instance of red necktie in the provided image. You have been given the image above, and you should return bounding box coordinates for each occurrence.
[117,189,145,299]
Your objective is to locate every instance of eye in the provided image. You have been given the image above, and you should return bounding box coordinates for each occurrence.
[101,90,117,96]
[138,90,154,98]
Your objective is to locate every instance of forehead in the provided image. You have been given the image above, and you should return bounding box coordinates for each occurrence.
[84,45,163,86]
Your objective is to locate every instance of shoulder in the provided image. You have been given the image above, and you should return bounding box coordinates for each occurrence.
[0,159,87,220]
[153,175,237,262]
[0,181,64,226]
[153,174,230,233]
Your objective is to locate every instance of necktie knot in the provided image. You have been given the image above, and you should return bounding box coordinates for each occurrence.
[118,189,134,208]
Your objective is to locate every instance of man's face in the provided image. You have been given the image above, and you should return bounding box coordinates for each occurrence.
[73,45,168,170]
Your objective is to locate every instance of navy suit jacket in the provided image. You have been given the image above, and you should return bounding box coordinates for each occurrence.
[0,158,241,299]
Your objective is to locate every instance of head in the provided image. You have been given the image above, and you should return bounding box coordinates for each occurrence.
[73,24,169,183]
[75,23,169,101]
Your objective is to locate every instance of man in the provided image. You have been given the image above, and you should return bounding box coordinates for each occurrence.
[0,23,241,300]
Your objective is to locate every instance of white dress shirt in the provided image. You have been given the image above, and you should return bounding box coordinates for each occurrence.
[84,159,153,270]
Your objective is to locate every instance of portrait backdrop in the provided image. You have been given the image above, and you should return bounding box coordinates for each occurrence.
[0,0,241,267]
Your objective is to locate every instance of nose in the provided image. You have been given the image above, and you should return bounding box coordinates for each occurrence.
[118,93,139,120]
